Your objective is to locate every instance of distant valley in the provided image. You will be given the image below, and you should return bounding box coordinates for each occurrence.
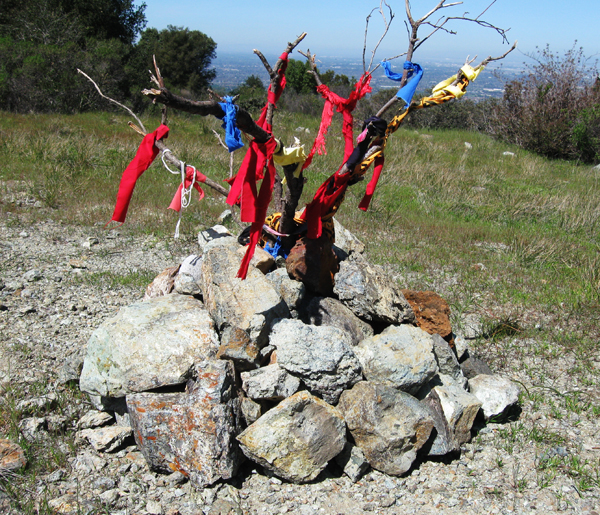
[212,52,524,100]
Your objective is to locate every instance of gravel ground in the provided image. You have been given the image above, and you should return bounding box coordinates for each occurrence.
[1,211,599,515]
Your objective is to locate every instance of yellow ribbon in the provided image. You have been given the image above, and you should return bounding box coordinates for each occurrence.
[273,140,307,184]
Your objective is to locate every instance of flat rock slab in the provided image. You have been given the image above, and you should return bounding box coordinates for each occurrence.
[354,324,438,395]
[127,359,242,488]
[271,319,362,404]
[0,439,27,473]
[80,294,219,398]
[237,391,346,483]
[338,382,434,476]
[78,426,133,453]
[333,254,415,324]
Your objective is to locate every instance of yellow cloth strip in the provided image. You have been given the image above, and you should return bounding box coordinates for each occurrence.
[273,143,307,184]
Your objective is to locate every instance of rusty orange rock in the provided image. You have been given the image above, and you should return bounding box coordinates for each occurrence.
[402,290,454,348]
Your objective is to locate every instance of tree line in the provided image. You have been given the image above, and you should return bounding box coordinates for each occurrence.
[0,0,217,112]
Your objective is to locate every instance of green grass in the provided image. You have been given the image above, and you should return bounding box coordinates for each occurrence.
[2,110,600,500]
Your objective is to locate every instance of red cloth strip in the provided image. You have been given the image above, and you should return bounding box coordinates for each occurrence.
[302,165,352,239]
[168,166,207,212]
[226,53,288,278]
[304,74,372,170]
[358,155,385,211]
[109,125,169,224]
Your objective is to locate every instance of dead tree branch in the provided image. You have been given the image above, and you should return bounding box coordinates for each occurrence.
[78,68,229,198]
[256,32,307,127]
[363,1,395,73]
[77,69,146,132]
[376,0,513,117]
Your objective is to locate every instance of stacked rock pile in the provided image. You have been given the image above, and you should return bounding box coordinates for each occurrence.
[78,222,520,488]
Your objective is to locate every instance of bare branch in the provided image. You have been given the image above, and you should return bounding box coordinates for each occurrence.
[416,1,463,24]
[78,69,146,133]
[476,0,497,20]
[127,122,145,137]
[152,55,165,88]
[479,40,518,67]
[211,129,228,150]
[443,15,510,44]
[142,85,271,143]
[363,2,395,73]
[300,50,324,87]
[79,69,230,199]
[253,50,274,78]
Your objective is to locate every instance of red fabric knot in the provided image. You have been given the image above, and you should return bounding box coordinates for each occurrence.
[303,73,372,170]
[168,166,207,212]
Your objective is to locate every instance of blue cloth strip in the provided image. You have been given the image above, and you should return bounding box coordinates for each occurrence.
[218,96,244,152]
[381,61,424,106]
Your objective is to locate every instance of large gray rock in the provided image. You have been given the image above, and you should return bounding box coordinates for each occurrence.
[419,374,482,445]
[237,391,346,483]
[80,294,219,398]
[354,325,438,395]
[333,254,415,324]
[469,374,521,421]
[304,297,374,346]
[201,245,289,355]
[241,364,301,401]
[338,382,434,476]
[127,359,242,488]
[265,268,306,316]
[271,319,362,404]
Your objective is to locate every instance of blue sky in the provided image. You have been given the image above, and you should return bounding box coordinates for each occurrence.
[140,1,599,66]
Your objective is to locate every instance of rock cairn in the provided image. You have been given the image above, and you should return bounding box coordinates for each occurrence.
[78,222,521,488]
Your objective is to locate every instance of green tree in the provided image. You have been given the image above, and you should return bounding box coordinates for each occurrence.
[136,26,216,96]
[53,0,146,45]
[285,59,316,94]
[230,74,266,115]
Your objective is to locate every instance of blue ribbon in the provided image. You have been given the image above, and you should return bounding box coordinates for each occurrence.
[264,237,289,259]
[217,96,244,152]
[381,61,424,106]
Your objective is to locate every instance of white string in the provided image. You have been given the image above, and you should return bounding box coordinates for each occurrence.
[161,149,198,240]
[161,149,180,174]
[181,164,196,209]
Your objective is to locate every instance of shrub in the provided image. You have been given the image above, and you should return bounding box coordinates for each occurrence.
[486,45,600,162]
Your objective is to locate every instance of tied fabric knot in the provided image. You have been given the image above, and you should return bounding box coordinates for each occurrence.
[168,166,207,212]
[432,64,484,99]
[108,124,169,225]
[381,60,423,106]
[217,96,244,152]
[302,115,387,238]
[304,73,372,170]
